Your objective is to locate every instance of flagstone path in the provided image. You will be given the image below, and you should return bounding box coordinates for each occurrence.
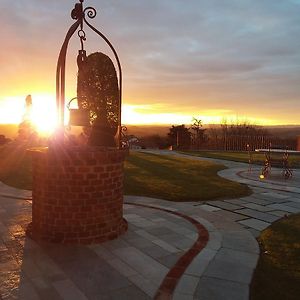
[0,150,299,299]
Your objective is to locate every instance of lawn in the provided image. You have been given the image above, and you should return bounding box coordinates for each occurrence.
[250,213,300,300]
[0,143,251,201]
[180,150,300,168]
[124,151,251,201]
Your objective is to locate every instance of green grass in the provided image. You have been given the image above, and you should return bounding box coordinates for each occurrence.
[251,213,300,300]
[124,151,251,201]
[0,144,251,201]
[180,150,300,168]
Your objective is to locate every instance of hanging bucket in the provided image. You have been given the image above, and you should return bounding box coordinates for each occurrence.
[67,97,90,126]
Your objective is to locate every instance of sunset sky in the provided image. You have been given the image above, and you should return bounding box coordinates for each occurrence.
[0,0,300,127]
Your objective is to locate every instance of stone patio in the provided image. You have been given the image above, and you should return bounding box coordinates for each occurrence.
[1,150,300,299]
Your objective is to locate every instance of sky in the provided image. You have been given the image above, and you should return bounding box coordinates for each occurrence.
[0,0,300,126]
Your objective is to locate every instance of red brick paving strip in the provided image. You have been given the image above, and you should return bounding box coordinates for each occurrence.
[125,202,209,300]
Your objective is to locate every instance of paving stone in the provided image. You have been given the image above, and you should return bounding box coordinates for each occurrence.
[204,257,254,284]
[268,210,290,217]
[242,197,273,205]
[266,203,300,213]
[126,237,155,249]
[106,258,137,277]
[247,228,261,238]
[52,279,88,300]
[46,247,132,296]
[221,230,259,254]
[120,230,142,241]
[238,202,274,212]
[286,197,300,203]
[169,226,195,235]
[88,245,116,260]
[128,274,158,298]
[112,247,169,284]
[205,231,222,251]
[253,192,290,201]
[156,253,183,268]
[173,292,194,300]
[15,280,41,300]
[108,285,151,300]
[224,199,248,205]
[282,201,300,209]
[31,277,64,300]
[238,218,271,231]
[141,245,172,259]
[31,276,52,290]
[159,233,186,243]
[21,258,43,279]
[185,232,198,240]
[198,204,221,212]
[145,227,175,236]
[152,239,179,253]
[174,274,199,295]
[206,200,242,210]
[170,237,195,250]
[185,248,217,277]
[214,210,249,222]
[135,229,157,241]
[102,238,130,251]
[123,214,143,220]
[195,276,249,300]
[214,248,258,268]
[234,208,279,223]
[31,253,65,279]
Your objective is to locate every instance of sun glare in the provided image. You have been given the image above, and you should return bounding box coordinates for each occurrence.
[30,95,58,135]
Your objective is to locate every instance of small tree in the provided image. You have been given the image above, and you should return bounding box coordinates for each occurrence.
[191,117,207,150]
[168,125,191,149]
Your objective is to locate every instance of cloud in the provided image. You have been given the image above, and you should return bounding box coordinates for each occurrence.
[0,0,300,124]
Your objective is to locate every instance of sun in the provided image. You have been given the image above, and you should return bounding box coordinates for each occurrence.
[29,94,58,136]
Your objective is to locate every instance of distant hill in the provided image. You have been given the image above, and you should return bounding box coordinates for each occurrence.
[266,126,300,139]
[125,125,170,137]
[1,123,300,140]
[0,124,18,138]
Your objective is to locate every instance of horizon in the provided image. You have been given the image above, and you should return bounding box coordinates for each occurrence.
[0,0,300,128]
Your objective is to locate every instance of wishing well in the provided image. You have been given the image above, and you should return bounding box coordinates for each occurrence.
[27,0,128,244]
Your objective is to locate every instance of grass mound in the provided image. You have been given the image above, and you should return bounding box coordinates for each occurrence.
[251,213,300,300]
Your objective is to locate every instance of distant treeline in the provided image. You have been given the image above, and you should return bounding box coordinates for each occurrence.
[126,122,300,150]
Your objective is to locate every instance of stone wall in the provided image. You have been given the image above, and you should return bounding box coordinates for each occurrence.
[27,146,128,244]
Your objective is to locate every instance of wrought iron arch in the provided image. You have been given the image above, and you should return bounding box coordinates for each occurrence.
[56,0,122,147]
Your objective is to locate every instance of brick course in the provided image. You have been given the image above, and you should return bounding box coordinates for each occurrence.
[27,146,128,244]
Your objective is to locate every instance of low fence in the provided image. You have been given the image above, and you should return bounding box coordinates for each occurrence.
[192,135,297,151]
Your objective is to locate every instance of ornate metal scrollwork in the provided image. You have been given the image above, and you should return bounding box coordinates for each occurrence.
[84,7,97,19]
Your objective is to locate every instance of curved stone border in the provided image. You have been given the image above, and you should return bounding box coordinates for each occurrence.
[218,167,300,194]
[125,202,209,300]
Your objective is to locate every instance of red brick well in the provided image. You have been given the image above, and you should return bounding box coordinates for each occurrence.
[27,146,128,244]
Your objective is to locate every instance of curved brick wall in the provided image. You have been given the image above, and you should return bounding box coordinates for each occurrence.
[27,146,128,244]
